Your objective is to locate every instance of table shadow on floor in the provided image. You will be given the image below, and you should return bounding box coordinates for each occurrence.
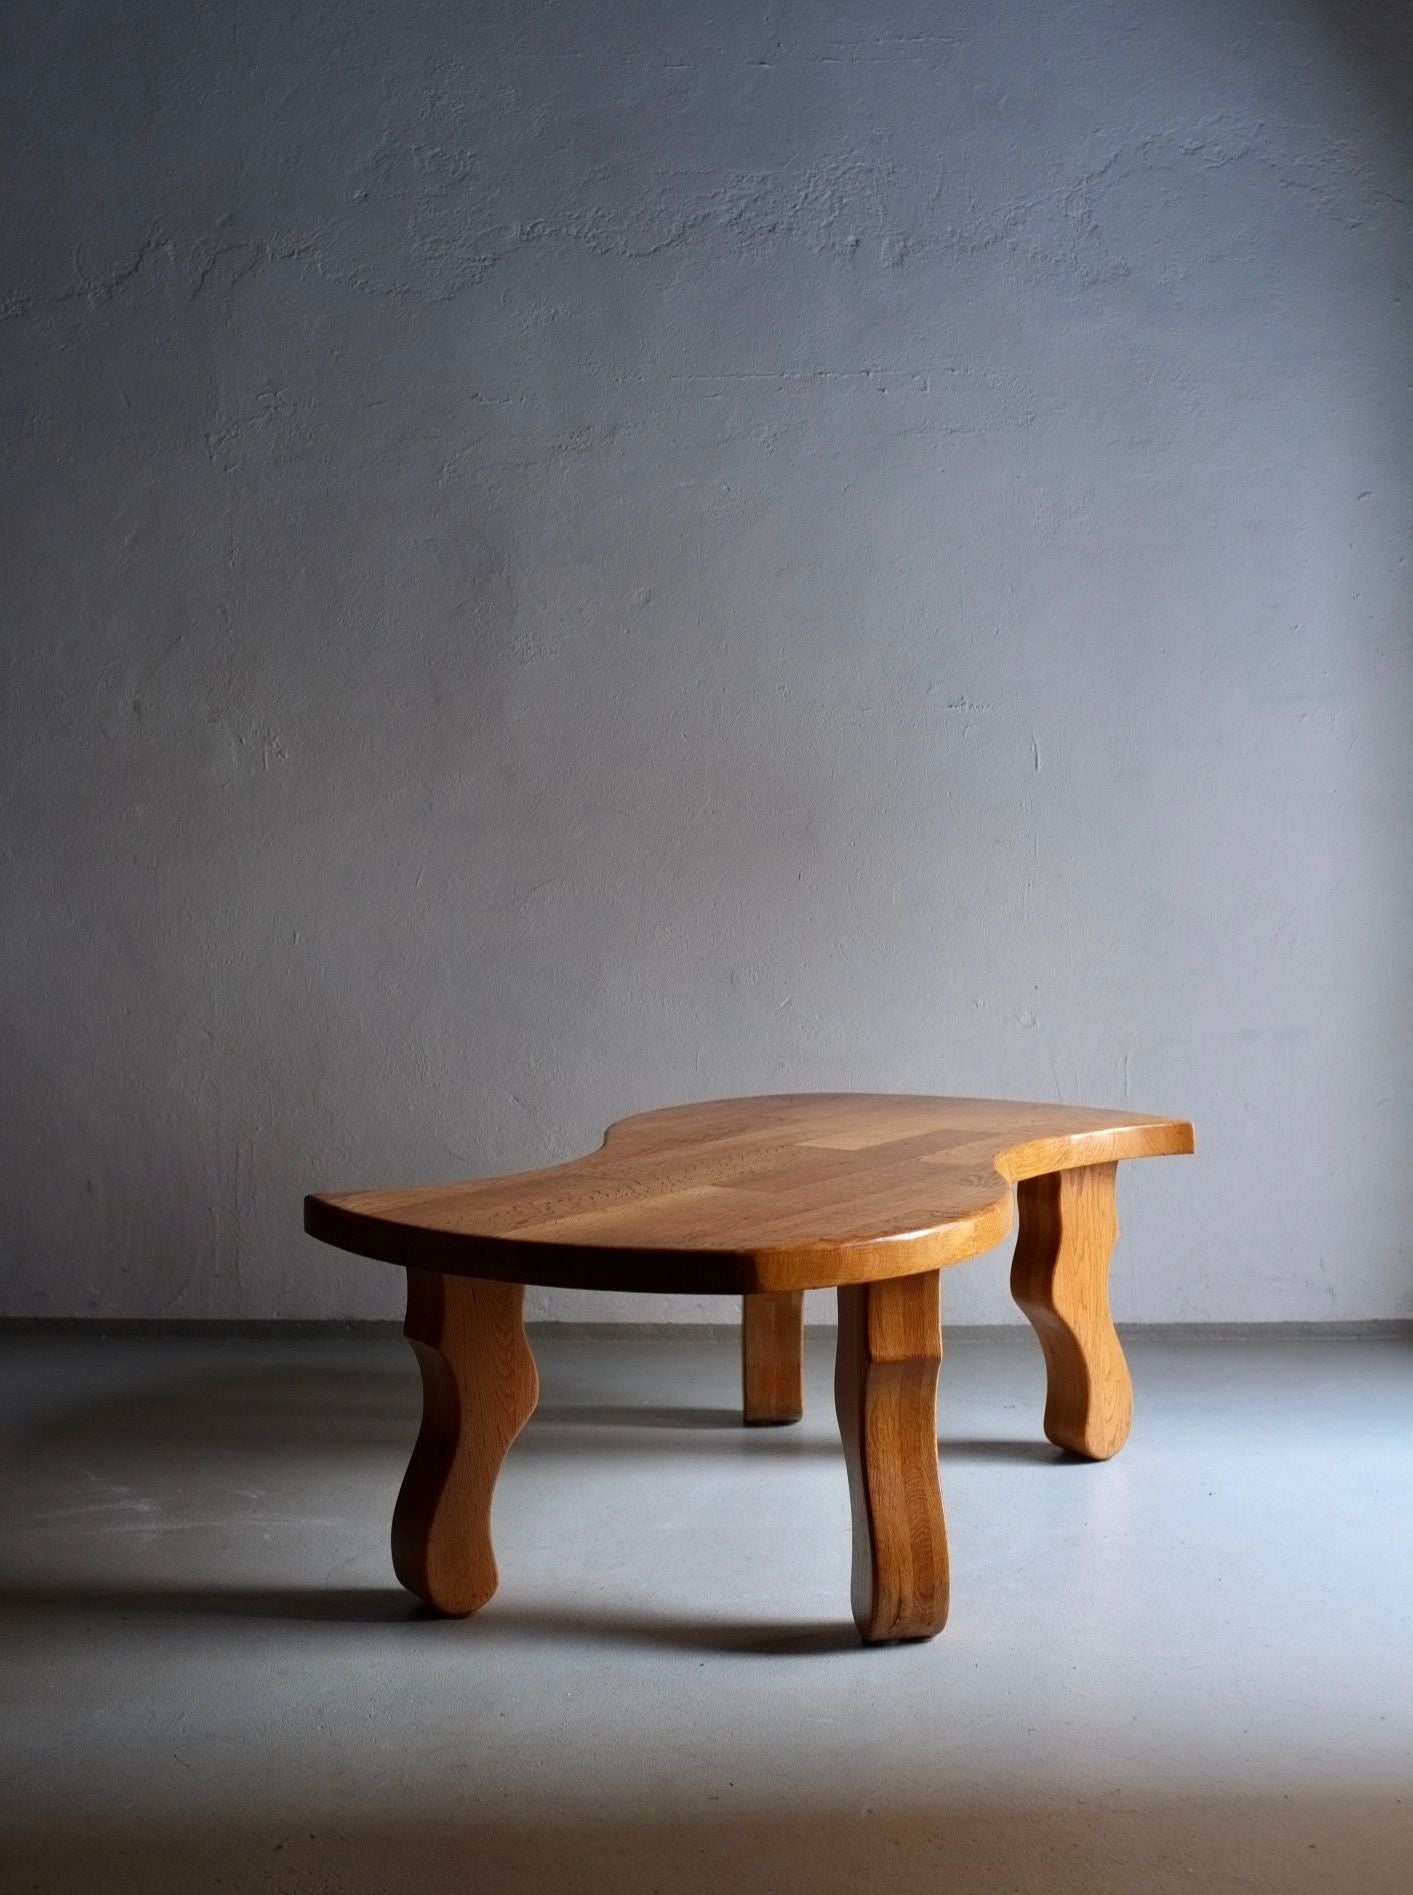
[0,1577,855,1652]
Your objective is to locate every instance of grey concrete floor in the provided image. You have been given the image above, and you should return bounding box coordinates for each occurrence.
[1,1331,1410,1895]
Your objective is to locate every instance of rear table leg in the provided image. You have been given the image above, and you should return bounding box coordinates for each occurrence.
[1010,1162,1132,1460]
[834,1271,948,1643]
[391,1270,538,1615]
[741,1291,805,1424]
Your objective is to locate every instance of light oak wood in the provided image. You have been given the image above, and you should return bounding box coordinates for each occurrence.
[305,1094,1193,1295]
[390,1270,538,1615]
[305,1093,1192,1644]
[1010,1163,1130,1460]
[741,1291,805,1423]
[835,1270,948,1642]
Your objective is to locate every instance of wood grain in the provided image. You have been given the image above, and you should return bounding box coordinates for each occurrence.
[834,1270,948,1643]
[741,1291,804,1424]
[1010,1163,1131,1460]
[306,1094,1193,1295]
[390,1270,539,1616]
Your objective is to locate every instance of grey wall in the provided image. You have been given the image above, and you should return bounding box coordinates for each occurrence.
[3,0,1410,1325]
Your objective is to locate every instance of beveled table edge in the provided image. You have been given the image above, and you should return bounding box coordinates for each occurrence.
[304,1096,1194,1295]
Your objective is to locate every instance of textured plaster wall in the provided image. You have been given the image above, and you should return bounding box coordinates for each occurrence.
[3,1,1411,1324]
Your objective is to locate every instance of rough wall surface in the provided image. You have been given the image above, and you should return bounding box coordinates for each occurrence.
[3,0,1410,1322]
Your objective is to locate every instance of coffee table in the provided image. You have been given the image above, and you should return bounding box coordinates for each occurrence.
[305,1093,1192,1643]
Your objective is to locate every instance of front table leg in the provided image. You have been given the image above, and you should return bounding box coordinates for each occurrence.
[1010,1162,1132,1460]
[834,1271,948,1643]
[391,1269,539,1616]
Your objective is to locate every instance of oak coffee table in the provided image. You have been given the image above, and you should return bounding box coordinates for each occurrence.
[305,1093,1192,1644]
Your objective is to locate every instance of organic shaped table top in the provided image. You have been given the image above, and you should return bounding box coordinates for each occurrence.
[305,1092,1193,1295]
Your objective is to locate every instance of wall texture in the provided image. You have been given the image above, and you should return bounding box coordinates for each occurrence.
[3,0,1410,1324]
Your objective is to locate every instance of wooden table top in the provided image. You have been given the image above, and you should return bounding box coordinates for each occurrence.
[305,1093,1192,1295]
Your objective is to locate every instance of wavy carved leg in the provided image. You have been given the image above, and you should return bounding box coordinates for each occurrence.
[834,1271,948,1643]
[1010,1161,1132,1460]
[391,1269,539,1616]
[741,1291,804,1424]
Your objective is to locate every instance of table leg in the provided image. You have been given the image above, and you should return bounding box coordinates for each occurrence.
[741,1291,805,1423]
[1010,1161,1132,1460]
[834,1271,948,1643]
[391,1270,538,1615]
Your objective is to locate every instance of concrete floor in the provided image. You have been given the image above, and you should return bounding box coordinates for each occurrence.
[1,1331,1410,1895]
